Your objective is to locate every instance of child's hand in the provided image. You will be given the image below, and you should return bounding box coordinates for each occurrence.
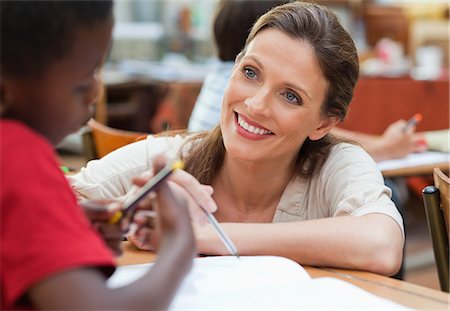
[80,199,125,256]
[127,157,196,254]
[126,155,207,251]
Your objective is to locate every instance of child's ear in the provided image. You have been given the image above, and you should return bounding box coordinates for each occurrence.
[0,78,7,115]
[308,116,339,141]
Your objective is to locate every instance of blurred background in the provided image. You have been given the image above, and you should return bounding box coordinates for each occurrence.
[98,0,448,133]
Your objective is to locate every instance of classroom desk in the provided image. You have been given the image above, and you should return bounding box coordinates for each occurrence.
[61,152,449,309]
[117,242,449,310]
[382,161,449,178]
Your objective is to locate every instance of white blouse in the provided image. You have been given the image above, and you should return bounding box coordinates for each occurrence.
[68,135,404,237]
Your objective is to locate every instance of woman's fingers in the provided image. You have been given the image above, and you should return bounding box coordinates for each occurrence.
[126,228,156,251]
[128,157,217,236]
[169,169,217,214]
[126,210,159,251]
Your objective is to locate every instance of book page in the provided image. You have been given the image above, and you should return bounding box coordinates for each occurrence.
[377,151,449,171]
[424,129,449,153]
[107,256,411,310]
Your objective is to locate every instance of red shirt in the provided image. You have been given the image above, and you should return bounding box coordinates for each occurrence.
[0,120,115,310]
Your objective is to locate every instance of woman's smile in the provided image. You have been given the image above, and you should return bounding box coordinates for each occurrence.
[234,112,274,140]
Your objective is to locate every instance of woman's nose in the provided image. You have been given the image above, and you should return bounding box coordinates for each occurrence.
[244,89,270,116]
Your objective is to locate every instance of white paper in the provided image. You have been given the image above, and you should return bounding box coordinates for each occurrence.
[107,256,412,310]
[377,151,449,171]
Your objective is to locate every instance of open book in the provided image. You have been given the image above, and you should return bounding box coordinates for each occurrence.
[107,256,411,310]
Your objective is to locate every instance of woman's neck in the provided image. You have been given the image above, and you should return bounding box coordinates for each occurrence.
[213,153,295,215]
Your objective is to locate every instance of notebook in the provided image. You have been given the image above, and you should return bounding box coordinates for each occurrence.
[107,256,412,310]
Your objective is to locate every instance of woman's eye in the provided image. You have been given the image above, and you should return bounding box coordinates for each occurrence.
[284,91,301,105]
[244,67,257,80]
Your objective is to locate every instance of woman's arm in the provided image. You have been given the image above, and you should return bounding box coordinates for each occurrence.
[195,213,403,276]
[68,139,151,200]
[195,144,404,276]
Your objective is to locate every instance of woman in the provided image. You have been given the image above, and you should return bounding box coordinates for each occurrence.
[70,2,403,276]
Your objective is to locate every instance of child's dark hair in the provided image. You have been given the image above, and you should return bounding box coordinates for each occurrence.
[1,0,113,78]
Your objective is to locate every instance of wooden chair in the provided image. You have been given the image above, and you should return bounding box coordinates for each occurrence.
[422,167,449,292]
[84,118,147,159]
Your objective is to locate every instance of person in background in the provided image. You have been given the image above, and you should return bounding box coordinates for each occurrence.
[188,0,290,132]
[71,2,404,276]
[0,1,216,309]
[333,124,426,162]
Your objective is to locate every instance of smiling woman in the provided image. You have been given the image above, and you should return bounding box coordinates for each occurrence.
[69,2,405,276]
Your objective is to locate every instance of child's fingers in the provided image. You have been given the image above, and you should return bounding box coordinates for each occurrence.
[80,199,122,222]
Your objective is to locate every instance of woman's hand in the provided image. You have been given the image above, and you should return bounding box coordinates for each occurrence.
[131,169,217,225]
[126,157,217,250]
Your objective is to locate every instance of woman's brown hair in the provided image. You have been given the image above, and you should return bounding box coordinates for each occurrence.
[182,1,359,185]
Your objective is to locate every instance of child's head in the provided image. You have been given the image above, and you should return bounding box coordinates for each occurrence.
[1,1,113,144]
[213,0,290,62]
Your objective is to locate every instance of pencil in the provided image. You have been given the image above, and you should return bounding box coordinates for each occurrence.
[403,113,423,132]
[205,212,240,258]
[110,160,183,224]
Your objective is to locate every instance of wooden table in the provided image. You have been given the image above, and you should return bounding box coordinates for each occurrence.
[118,242,449,311]
[382,161,449,178]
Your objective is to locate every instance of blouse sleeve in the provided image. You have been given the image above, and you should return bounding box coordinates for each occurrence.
[68,135,185,201]
[318,143,405,237]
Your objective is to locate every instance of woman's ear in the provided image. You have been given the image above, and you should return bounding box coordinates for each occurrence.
[308,116,339,141]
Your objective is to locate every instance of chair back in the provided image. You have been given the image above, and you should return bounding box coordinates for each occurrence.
[434,168,450,231]
[86,118,147,159]
[422,167,450,292]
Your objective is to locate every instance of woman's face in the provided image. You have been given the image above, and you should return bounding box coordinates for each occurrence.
[220,28,337,165]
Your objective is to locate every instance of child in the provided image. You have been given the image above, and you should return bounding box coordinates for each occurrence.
[0,1,215,309]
